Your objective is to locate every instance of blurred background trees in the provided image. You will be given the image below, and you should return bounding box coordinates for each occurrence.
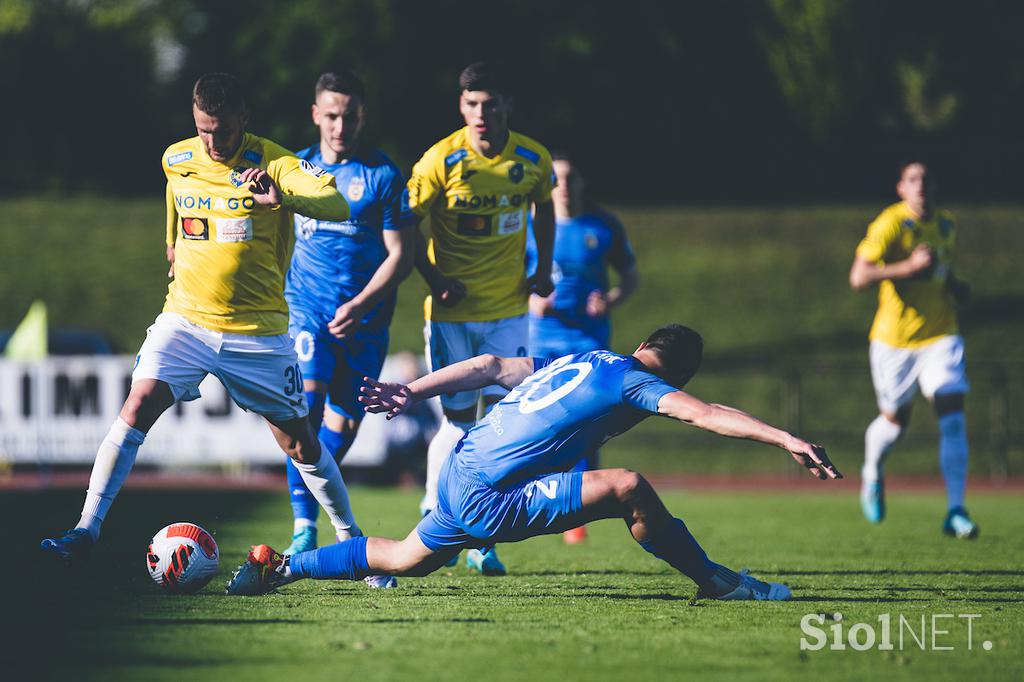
[0,0,1020,201]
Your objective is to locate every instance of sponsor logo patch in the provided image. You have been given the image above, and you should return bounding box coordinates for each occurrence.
[300,160,327,178]
[216,217,253,243]
[167,151,193,167]
[243,150,263,164]
[514,145,540,164]
[496,210,523,235]
[445,148,468,167]
[456,213,492,236]
[347,176,365,202]
[181,217,209,240]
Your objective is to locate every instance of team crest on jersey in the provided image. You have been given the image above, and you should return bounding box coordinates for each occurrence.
[508,162,524,184]
[181,217,209,240]
[347,176,365,202]
[167,151,193,167]
[229,167,247,188]
[300,160,328,178]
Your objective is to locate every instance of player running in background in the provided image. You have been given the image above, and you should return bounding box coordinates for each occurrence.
[849,160,976,538]
[526,151,639,543]
[281,70,415,579]
[41,73,359,561]
[226,324,842,600]
[408,61,555,575]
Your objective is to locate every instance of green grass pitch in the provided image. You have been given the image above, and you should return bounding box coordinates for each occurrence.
[3,486,1021,681]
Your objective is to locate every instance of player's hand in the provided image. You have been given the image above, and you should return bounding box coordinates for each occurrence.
[786,439,842,481]
[529,293,555,317]
[432,275,467,307]
[239,167,282,207]
[527,272,555,298]
[905,244,934,278]
[358,376,414,420]
[166,246,175,278]
[328,301,365,339]
[586,290,609,317]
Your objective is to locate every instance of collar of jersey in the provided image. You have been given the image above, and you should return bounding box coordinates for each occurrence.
[462,127,515,165]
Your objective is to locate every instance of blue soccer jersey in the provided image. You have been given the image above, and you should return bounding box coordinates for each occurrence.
[525,208,636,354]
[454,351,677,489]
[286,146,412,331]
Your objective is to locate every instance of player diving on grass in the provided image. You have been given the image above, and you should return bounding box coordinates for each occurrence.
[40,73,366,564]
[279,70,415,588]
[227,324,842,600]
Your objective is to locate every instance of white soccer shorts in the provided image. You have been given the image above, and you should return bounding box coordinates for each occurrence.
[425,315,529,411]
[133,312,308,422]
[869,334,970,414]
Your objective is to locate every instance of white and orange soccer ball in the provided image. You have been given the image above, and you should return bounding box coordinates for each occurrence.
[146,522,220,594]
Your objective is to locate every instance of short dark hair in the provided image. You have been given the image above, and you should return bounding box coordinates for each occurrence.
[898,158,928,180]
[193,73,246,116]
[645,324,704,385]
[459,61,511,95]
[315,69,366,100]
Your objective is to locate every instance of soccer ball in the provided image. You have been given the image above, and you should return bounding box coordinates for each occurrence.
[146,522,220,594]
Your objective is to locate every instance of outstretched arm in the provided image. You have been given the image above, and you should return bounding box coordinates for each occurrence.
[360,355,535,419]
[849,245,933,291]
[658,391,841,480]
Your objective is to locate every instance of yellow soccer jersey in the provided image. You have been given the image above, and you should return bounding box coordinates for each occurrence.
[162,133,348,335]
[856,201,959,348]
[408,127,553,322]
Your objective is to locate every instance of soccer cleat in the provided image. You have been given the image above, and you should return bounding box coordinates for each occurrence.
[942,507,979,539]
[466,547,507,576]
[225,544,294,596]
[40,528,94,562]
[364,575,398,589]
[283,526,318,556]
[860,479,886,524]
[698,569,792,601]
[563,526,588,545]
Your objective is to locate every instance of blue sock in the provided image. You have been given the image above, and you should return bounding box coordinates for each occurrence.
[318,424,356,462]
[290,536,369,580]
[305,391,326,431]
[638,517,717,587]
[286,457,319,524]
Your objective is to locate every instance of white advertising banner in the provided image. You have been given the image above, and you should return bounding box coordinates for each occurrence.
[0,357,396,466]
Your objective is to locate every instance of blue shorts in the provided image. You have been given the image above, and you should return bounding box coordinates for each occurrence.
[529,314,609,359]
[289,305,388,420]
[416,455,585,551]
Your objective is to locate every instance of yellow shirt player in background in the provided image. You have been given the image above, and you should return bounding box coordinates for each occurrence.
[849,160,977,538]
[41,73,364,561]
[409,61,555,576]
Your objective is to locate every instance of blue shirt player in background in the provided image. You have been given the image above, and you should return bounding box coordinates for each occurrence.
[229,324,842,601]
[282,70,415,584]
[526,151,639,543]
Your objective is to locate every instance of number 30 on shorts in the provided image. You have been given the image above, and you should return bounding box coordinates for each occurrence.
[284,363,303,396]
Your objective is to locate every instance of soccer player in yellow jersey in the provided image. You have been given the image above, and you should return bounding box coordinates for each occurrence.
[849,160,976,538]
[408,62,555,575]
[41,73,366,561]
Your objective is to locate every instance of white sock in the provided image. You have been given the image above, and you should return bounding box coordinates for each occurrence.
[862,415,903,483]
[293,518,316,533]
[78,417,146,541]
[291,447,362,540]
[422,418,470,512]
[938,411,969,510]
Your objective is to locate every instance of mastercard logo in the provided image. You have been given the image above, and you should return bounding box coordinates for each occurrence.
[181,217,209,240]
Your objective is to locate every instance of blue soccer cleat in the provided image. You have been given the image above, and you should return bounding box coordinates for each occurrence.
[466,546,507,576]
[942,507,979,539]
[860,479,886,524]
[698,569,792,601]
[40,528,93,562]
[364,575,399,589]
[283,526,318,556]
[225,544,295,596]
